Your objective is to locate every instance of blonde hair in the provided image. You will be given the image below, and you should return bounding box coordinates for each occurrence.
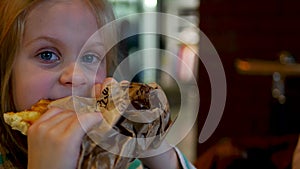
[0,0,116,168]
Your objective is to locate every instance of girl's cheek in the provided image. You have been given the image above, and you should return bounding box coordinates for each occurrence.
[12,66,55,110]
[94,61,107,84]
[95,70,106,84]
[13,79,50,111]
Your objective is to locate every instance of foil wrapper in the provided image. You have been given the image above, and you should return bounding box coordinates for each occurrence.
[48,82,172,169]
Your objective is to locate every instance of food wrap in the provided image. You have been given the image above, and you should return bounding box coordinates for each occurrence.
[48,81,173,169]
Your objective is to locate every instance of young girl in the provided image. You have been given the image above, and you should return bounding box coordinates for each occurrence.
[0,0,195,168]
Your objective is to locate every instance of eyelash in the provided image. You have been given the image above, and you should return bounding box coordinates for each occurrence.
[35,48,105,67]
[81,51,106,66]
[81,53,100,64]
[36,48,61,64]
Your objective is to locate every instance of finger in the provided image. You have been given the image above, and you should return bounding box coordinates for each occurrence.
[91,83,102,98]
[92,78,117,98]
[53,113,103,159]
[30,112,102,143]
[69,112,103,133]
[61,112,103,143]
[33,107,64,125]
[28,109,74,136]
[102,77,117,87]
[120,80,130,84]
[47,113,78,136]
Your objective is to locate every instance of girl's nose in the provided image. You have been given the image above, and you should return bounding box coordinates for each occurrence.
[59,63,87,87]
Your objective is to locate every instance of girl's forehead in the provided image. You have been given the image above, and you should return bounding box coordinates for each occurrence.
[34,0,86,6]
[29,0,92,17]
[24,1,97,38]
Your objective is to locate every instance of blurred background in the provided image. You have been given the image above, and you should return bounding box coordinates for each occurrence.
[109,0,300,168]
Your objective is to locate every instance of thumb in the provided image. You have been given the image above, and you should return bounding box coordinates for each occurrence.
[77,112,103,134]
[92,78,118,98]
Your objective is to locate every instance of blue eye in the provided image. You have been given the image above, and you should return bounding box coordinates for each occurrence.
[81,54,100,64]
[38,51,60,63]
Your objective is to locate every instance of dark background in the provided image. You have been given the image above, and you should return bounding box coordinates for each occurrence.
[197,0,300,162]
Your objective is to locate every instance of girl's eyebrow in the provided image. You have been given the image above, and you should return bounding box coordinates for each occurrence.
[24,36,63,47]
[84,38,105,47]
[82,40,107,53]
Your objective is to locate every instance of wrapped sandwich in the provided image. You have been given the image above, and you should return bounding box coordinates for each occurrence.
[4,81,173,168]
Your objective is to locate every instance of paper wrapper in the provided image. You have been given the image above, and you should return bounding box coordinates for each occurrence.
[48,82,173,169]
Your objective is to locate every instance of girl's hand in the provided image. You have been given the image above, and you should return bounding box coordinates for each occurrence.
[139,141,180,169]
[92,77,117,98]
[27,107,102,169]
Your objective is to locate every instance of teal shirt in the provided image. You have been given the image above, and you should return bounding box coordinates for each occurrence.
[0,148,194,169]
[0,153,143,169]
[128,159,143,169]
